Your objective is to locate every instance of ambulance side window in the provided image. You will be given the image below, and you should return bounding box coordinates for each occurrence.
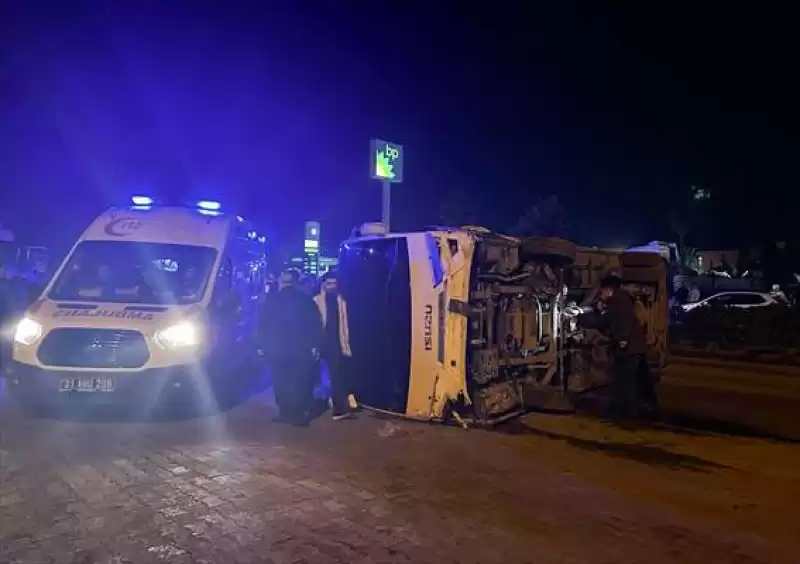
[212,257,233,310]
[250,263,265,299]
[233,259,261,301]
[238,262,261,301]
[217,256,232,289]
[229,240,264,301]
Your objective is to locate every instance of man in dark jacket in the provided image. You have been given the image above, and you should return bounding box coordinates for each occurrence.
[259,269,322,426]
[598,275,659,422]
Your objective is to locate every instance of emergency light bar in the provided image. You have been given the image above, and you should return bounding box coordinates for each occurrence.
[196,200,221,211]
[125,196,237,219]
[131,195,154,206]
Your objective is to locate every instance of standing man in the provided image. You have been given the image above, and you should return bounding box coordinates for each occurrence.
[314,270,356,420]
[597,275,659,422]
[259,268,322,426]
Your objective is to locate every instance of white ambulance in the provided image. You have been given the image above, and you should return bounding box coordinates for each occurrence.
[338,224,667,426]
[3,198,268,409]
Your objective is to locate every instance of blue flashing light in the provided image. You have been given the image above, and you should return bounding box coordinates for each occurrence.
[131,205,152,211]
[237,215,244,222]
[197,200,221,211]
[198,209,222,217]
[132,195,153,206]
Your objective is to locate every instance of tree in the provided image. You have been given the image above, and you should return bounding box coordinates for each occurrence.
[679,246,700,272]
[509,195,569,238]
[669,210,690,250]
[667,184,715,248]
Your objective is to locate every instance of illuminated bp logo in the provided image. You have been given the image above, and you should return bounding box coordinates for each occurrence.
[375,150,395,179]
[370,139,403,183]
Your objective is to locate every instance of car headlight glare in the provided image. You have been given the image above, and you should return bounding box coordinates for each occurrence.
[155,320,200,349]
[14,317,43,346]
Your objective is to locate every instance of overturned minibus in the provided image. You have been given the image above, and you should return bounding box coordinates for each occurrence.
[338,224,667,426]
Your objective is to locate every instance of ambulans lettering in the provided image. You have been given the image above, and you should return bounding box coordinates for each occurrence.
[423,304,433,351]
[53,309,154,321]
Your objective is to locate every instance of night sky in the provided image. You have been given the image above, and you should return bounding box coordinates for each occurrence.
[1,2,796,255]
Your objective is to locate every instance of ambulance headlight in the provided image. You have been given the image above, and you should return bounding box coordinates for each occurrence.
[155,320,201,349]
[14,317,43,346]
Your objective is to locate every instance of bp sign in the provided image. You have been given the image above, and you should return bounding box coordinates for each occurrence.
[370,139,403,183]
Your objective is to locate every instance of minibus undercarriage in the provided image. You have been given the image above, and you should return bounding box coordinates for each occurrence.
[462,235,666,425]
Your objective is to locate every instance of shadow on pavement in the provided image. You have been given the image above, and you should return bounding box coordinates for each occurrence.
[498,421,730,472]
[572,392,798,444]
[650,413,799,444]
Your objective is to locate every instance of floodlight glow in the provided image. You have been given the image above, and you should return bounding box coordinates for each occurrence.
[197,200,221,211]
[131,196,153,206]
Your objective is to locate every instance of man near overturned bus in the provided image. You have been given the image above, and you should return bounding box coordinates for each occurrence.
[313,270,357,420]
[259,268,322,426]
[597,274,659,422]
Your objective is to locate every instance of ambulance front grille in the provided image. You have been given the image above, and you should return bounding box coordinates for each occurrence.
[37,329,150,369]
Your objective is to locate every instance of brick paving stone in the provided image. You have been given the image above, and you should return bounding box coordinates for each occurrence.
[0,390,798,563]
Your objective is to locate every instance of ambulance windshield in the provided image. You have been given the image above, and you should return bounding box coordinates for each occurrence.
[49,241,217,305]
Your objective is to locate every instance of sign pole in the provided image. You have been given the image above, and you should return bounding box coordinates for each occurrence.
[381,180,391,232]
[370,138,403,233]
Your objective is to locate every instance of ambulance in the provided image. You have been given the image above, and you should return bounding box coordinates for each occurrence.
[3,198,268,409]
[338,223,667,426]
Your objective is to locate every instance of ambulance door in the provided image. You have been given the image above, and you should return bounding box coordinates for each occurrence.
[229,243,261,351]
[208,255,243,365]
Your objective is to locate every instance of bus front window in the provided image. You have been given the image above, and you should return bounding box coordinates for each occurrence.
[339,238,412,413]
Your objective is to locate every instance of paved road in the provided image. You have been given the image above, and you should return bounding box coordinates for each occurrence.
[2,376,799,564]
[660,360,800,440]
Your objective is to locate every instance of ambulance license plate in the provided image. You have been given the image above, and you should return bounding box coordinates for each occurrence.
[59,377,115,392]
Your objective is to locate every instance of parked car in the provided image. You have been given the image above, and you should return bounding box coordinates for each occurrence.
[682,291,782,313]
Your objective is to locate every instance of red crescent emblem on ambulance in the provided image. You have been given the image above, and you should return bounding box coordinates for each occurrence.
[104,218,142,237]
